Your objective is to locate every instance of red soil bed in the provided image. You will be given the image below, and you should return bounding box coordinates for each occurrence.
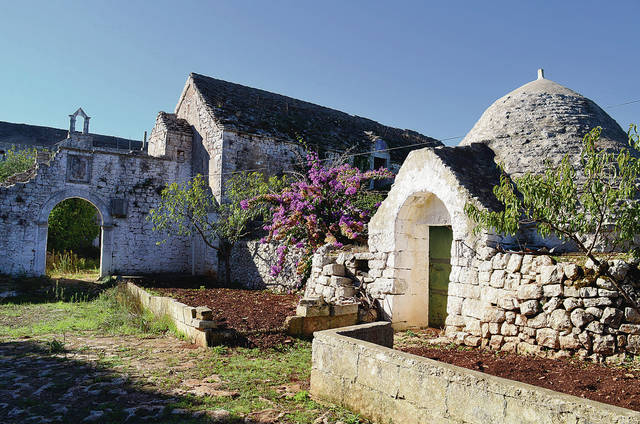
[154,286,300,348]
[401,345,640,411]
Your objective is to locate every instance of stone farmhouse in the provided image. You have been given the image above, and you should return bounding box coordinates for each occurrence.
[305,70,640,359]
[0,73,439,282]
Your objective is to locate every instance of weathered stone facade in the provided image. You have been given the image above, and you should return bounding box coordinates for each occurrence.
[0,133,191,276]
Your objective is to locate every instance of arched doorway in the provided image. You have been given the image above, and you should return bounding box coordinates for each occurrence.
[36,189,114,277]
[46,198,101,278]
[394,192,452,328]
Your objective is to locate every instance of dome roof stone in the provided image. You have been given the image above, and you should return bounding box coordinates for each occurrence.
[459,72,629,177]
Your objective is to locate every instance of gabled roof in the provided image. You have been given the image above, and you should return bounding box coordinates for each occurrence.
[0,121,143,151]
[187,73,442,162]
[433,143,504,211]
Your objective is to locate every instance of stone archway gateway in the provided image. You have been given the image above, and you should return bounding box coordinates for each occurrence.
[36,188,114,277]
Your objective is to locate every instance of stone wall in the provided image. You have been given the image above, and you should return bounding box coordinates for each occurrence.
[444,252,640,361]
[305,245,388,304]
[311,322,640,424]
[228,240,303,291]
[0,140,193,276]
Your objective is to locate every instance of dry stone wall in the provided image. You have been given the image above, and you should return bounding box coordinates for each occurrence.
[229,240,303,291]
[445,251,640,361]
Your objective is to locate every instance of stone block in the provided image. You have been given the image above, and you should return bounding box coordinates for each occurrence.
[625,307,640,324]
[461,298,484,320]
[312,254,332,268]
[595,278,615,290]
[489,270,506,288]
[482,307,506,323]
[478,260,493,272]
[478,271,491,284]
[539,265,561,285]
[585,306,603,319]
[195,306,213,320]
[445,314,465,327]
[335,286,356,298]
[297,303,330,317]
[570,308,593,329]
[592,334,616,355]
[506,254,523,273]
[563,285,580,297]
[505,311,516,324]
[586,321,604,334]
[368,259,385,270]
[446,296,464,315]
[559,333,581,350]
[579,286,598,298]
[619,324,640,334]
[498,295,518,311]
[536,328,559,348]
[330,275,353,287]
[563,297,582,312]
[520,255,534,274]
[601,307,623,327]
[598,289,619,298]
[526,312,548,329]
[517,284,542,301]
[520,300,540,316]
[583,297,612,308]
[542,297,562,313]
[549,309,571,331]
[535,255,554,267]
[488,322,500,335]
[322,263,345,276]
[563,263,580,280]
[189,318,217,329]
[501,322,518,336]
[489,335,504,349]
[543,284,563,298]
[628,335,640,354]
[331,303,359,316]
[492,253,506,270]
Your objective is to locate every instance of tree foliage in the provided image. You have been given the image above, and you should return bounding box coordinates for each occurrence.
[0,146,37,182]
[465,125,640,308]
[148,172,287,285]
[48,198,100,255]
[245,152,392,279]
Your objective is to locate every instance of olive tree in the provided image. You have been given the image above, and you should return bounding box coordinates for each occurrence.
[465,126,640,310]
[148,172,286,286]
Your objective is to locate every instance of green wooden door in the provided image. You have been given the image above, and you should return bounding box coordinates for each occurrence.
[428,226,452,328]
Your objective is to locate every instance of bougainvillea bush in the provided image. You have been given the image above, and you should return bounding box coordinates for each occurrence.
[244,152,393,281]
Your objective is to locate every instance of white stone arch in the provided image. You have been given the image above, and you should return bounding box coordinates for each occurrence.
[368,148,478,329]
[35,188,114,277]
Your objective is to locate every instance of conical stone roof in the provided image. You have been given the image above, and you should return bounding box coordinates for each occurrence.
[459,70,629,177]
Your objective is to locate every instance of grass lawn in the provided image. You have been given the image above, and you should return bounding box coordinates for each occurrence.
[0,276,366,423]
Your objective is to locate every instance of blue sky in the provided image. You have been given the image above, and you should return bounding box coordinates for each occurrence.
[0,1,638,145]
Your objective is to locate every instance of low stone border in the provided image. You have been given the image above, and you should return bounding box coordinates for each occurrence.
[126,282,221,347]
[311,322,640,424]
[285,298,359,337]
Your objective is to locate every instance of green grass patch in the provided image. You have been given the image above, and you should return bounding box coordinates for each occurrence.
[0,284,172,338]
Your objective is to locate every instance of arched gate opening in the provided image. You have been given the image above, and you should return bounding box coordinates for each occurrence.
[36,190,114,278]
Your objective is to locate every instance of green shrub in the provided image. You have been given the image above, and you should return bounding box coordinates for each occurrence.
[0,146,37,182]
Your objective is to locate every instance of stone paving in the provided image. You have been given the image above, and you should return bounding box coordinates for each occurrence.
[0,334,232,423]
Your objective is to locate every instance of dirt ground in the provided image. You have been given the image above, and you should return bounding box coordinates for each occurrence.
[155,287,300,348]
[395,329,640,411]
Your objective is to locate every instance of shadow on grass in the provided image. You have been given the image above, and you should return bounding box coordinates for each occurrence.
[0,275,114,305]
[0,339,243,424]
